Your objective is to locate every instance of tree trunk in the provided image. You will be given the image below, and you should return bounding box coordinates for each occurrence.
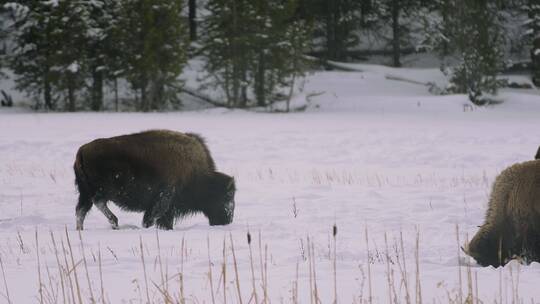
[231,0,240,107]
[67,75,76,112]
[44,75,53,110]
[325,0,335,60]
[286,73,297,113]
[360,0,372,23]
[114,77,119,112]
[240,81,248,108]
[530,0,540,86]
[232,66,240,107]
[391,0,401,67]
[91,69,103,111]
[256,53,266,107]
[441,0,450,56]
[140,86,147,111]
[224,66,232,106]
[43,31,53,111]
[140,75,149,112]
[333,0,341,60]
[150,76,165,110]
[189,0,197,41]
[533,37,540,86]
[238,64,248,108]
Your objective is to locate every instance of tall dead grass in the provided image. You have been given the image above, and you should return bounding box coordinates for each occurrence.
[0,227,532,304]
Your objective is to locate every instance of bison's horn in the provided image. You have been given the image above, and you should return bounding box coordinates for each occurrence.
[461,244,469,255]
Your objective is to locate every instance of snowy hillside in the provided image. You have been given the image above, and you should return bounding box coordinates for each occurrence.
[1,67,540,303]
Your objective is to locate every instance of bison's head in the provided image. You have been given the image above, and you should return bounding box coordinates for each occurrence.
[204,172,236,226]
[465,226,510,267]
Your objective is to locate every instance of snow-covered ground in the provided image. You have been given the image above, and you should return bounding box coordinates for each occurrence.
[1,66,540,303]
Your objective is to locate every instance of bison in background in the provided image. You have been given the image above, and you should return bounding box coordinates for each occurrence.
[74,130,235,230]
[535,146,540,160]
[464,160,540,267]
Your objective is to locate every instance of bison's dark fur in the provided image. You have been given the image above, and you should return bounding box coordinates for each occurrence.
[74,130,235,230]
[535,146,540,160]
[464,160,540,267]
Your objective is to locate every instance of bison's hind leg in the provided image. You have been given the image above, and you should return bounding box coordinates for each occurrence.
[76,192,93,230]
[95,200,119,230]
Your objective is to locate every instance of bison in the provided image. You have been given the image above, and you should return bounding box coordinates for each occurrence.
[464,160,540,267]
[74,130,235,230]
[535,146,540,160]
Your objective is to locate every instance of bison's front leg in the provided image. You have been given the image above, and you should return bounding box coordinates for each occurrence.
[156,211,175,230]
[142,209,173,229]
[142,209,155,228]
[146,187,175,230]
[95,200,119,229]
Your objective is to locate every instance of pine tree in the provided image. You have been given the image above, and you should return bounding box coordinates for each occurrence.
[0,8,8,78]
[116,0,188,111]
[201,0,310,108]
[53,1,89,112]
[419,0,454,57]
[370,0,422,67]
[250,0,310,107]
[6,1,62,110]
[311,0,362,61]
[99,1,124,111]
[188,0,197,41]
[5,1,94,111]
[282,17,311,112]
[445,0,505,105]
[202,0,251,107]
[85,0,121,111]
[524,0,540,85]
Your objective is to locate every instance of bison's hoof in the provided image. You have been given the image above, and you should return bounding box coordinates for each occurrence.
[111,224,119,230]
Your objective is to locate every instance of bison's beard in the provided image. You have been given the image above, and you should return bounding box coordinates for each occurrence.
[206,199,234,226]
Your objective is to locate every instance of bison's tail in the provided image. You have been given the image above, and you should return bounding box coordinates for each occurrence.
[74,148,90,194]
[186,132,216,171]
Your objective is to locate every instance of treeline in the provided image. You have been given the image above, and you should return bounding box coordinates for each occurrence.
[0,0,310,111]
[0,0,539,111]
[1,0,187,111]
[302,0,539,104]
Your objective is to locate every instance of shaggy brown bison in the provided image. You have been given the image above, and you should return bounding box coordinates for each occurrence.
[74,130,235,230]
[464,160,540,266]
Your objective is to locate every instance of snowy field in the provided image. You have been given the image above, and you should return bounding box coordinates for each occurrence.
[1,67,540,303]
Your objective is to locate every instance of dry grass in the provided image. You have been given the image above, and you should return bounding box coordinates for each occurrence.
[230,233,243,304]
[0,227,534,304]
[0,253,11,304]
[207,235,216,304]
[247,231,259,304]
[246,167,493,190]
